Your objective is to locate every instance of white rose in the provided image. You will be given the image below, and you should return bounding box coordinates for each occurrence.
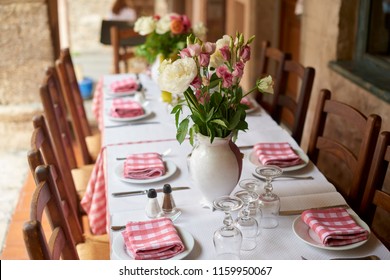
[193,22,207,38]
[134,16,155,35]
[155,14,171,34]
[257,75,274,94]
[158,57,198,95]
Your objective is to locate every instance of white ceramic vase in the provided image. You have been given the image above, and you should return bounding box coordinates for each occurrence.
[189,133,243,208]
[150,54,162,82]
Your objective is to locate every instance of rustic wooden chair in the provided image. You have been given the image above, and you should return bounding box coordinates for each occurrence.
[256,41,315,145]
[55,48,100,165]
[40,67,94,198]
[29,115,109,243]
[23,164,109,260]
[359,131,390,249]
[307,89,382,212]
[110,25,144,73]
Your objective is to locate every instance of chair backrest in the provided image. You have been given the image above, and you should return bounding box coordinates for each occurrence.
[307,89,382,211]
[359,131,390,249]
[256,41,315,145]
[23,164,80,260]
[110,25,142,73]
[40,67,78,169]
[100,20,145,46]
[28,114,84,243]
[56,48,93,165]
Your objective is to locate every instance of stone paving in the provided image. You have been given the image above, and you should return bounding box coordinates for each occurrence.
[0,50,111,254]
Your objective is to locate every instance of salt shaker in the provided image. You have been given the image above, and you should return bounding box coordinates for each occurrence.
[145,189,161,218]
[161,184,178,216]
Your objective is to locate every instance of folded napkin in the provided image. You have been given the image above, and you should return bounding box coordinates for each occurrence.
[110,77,139,93]
[301,207,369,246]
[254,142,303,167]
[110,99,144,118]
[122,217,185,260]
[123,152,166,179]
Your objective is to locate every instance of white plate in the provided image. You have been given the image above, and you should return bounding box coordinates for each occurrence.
[245,98,260,114]
[106,89,138,98]
[292,208,370,251]
[249,147,309,172]
[107,108,152,122]
[114,160,177,184]
[112,226,194,260]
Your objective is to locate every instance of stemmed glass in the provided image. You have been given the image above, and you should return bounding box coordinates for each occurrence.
[255,165,282,228]
[234,190,259,251]
[213,196,243,259]
[238,178,263,235]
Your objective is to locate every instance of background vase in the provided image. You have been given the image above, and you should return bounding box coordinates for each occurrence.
[189,133,243,208]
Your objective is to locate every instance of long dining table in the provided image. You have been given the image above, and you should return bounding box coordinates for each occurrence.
[90,72,390,260]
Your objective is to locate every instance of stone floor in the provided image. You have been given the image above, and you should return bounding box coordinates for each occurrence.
[0,49,112,254]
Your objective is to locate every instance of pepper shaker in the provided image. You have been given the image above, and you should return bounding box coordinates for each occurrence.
[145,188,161,218]
[161,184,178,216]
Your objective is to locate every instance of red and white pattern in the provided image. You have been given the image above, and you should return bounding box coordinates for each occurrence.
[123,152,166,179]
[110,77,138,93]
[121,217,185,260]
[110,99,144,118]
[254,142,303,167]
[301,207,369,246]
[92,77,104,130]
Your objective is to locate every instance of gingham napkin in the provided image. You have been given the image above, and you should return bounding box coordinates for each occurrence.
[254,142,303,167]
[123,152,166,179]
[301,207,369,246]
[110,77,139,93]
[121,217,185,260]
[110,99,144,118]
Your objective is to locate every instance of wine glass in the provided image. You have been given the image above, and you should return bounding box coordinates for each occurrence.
[234,190,259,251]
[238,178,263,234]
[255,165,282,228]
[213,196,243,259]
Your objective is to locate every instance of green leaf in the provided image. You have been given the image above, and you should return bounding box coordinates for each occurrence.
[227,110,242,130]
[176,118,189,144]
[210,119,227,128]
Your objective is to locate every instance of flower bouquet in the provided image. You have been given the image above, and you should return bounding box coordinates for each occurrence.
[157,32,273,144]
[134,13,207,64]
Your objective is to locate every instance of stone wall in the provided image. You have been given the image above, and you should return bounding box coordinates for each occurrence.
[0,0,53,152]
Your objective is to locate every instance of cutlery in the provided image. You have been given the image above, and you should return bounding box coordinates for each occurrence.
[252,172,314,181]
[111,210,182,231]
[105,121,160,128]
[111,186,190,197]
[116,148,172,160]
[301,255,380,260]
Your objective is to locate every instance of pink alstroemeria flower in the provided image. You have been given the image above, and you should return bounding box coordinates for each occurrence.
[216,65,233,88]
[199,53,210,67]
[188,44,202,57]
[179,48,191,58]
[195,89,210,105]
[240,45,251,62]
[232,61,245,79]
[219,45,231,61]
[202,42,216,54]
[191,75,202,88]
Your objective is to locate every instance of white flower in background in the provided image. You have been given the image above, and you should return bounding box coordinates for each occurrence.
[156,14,172,34]
[134,16,155,35]
[158,57,198,95]
[192,22,207,38]
[256,75,274,94]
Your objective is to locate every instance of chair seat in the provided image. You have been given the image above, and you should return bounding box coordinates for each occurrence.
[76,238,110,260]
[86,133,101,162]
[71,164,94,198]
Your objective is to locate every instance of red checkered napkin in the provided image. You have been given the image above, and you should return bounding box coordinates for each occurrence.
[254,142,303,167]
[110,77,139,93]
[123,152,166,179]
[110,99,144,118]
[301,207,369,246]
[121,217,185,260]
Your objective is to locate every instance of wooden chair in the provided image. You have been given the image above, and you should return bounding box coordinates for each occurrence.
[307,89,382,212]
[110,25,144,73]
[359,131,390,249]
[29,115,109,243]
[55,48,100,165]
[40,67,94,198]
[23,164,109,260]
[256,41,315,144]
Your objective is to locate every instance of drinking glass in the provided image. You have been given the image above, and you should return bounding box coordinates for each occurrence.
[213,196,243,259]
[234,190,259,251]
[255,165,282,228]
[238,178,263,234]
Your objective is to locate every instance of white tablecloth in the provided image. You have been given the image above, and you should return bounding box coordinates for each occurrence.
[100,73,390,260]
